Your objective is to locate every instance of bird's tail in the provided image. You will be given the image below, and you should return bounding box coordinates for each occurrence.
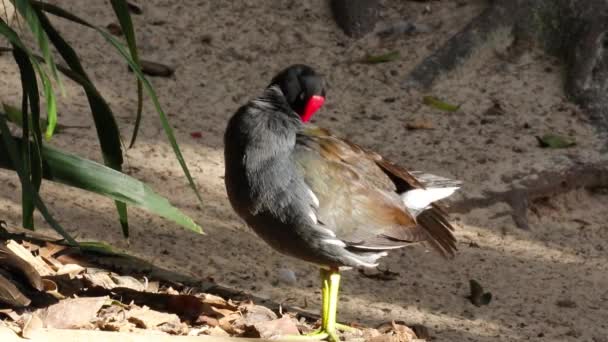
[400,172,461,216]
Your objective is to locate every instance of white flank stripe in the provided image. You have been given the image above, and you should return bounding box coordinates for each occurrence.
[322,239,347,247]
[308,210,318,223]
[308,188,319,207]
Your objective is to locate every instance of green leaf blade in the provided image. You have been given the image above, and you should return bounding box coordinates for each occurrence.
[423,96,460,112]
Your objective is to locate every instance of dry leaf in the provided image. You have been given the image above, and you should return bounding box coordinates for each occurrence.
[127,306,181,329]
[201,293,236,309]
[406,119,434,130]
[1,243,43,290]
[0,273,30,307]
[110,274,145,291]
[21,313,43,339]
[41,279,64,300]
[55,264,85,277]
[5,240,54,277]
[0,308,21,321]
[250,315,300,339]
[83,271,117,289]
[129,60,175,77]
[106,23,123,36]
[37,296,107,329]
[208,325,230,336]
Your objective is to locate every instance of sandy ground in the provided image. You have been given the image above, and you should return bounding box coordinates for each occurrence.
[1,1,608,341]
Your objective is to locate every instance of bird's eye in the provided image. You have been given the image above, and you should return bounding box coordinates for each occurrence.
[299,92,306,101]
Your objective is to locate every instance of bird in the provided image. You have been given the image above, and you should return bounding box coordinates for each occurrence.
[224,64,461,341]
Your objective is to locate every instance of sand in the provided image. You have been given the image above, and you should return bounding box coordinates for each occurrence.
[1,1,607,341]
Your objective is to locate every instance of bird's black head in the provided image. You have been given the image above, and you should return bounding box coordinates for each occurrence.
[269,64,326,122]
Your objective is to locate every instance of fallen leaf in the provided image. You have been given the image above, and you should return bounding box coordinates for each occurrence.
[422,96,460,112]
[110,274,145,291]
[0,273,30,307]
[127,306,181,329]
[197,315,219,327]
[129,60,175,77]
[37,296,107,328]
[360,51,400,64]
[21,313,43,339]
[406,119,434,130]
[83,271,116,289]
[0,243,43,290]
[41,279,64,300]
[5,240,54,277]
[249,315,300,339]
[536,134,576,148]
[190,132,202,139]
[467,279,492,307]
[106,23,123,36]
[0,308,21,321]
[166,294,206,319]
[208,325,230,336]
[202,293,238,310]
[55,264,85,277]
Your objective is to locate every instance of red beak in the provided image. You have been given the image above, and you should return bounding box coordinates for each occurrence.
[300,95,325,122]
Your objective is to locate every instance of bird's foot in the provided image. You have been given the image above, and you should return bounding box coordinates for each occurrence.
[335,322,355,332]
[275,328,341,341]
[273,330,328,340]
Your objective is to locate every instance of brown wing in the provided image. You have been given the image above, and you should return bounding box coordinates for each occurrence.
[296,126,457,257]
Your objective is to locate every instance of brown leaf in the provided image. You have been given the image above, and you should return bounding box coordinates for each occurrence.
[5,240,53,277]
[110,274,145,291]
[21,313,43,339]
[106,23,123,36]
[201,293,237,310]
[1,243,43,290]
[38,242,67,258]
[196,315,219,327]
[234,303,277,327]
[41,279,64,300]
[371,321,419,342]
[0,308,21,321]
[0,274,30,307]
[127,306,181,329]
[55,264,85,277]
[37,296,107,329]
[166,294,206,319]
[129,60,175,77]
[208,325,230,336]
[249,315,300,339]
[83,270,117,289]
[406,119,434,130]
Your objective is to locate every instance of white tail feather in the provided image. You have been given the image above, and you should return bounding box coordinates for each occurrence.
[401,187,459,213]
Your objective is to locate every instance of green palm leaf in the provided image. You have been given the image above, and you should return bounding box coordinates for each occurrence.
[34,1,204,205]
[0,131,203,235]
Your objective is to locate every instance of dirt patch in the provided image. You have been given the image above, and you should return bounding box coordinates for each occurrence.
[1,1,607,341]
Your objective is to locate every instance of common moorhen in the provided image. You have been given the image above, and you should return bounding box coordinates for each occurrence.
[224,65,460,340]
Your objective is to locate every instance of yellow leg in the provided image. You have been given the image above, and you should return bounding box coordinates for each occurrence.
[279,268,345,341]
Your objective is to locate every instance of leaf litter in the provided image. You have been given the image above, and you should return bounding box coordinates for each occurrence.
[0,227,427,341]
